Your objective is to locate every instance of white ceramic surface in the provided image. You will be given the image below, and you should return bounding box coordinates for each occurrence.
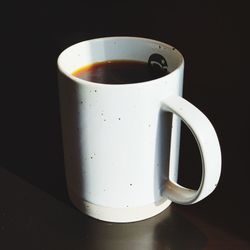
[57,37,221,222]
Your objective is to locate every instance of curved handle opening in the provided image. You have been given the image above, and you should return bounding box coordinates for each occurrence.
[162,95,221,204]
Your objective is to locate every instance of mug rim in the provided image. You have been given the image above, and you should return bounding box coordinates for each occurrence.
[57,36,184,87]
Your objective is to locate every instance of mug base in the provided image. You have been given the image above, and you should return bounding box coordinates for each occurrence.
[68,189,172,223]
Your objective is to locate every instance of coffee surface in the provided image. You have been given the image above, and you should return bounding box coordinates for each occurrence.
[72,60,169,84]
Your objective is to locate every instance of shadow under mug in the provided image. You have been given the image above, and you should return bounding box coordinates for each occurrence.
[57,37,221,223]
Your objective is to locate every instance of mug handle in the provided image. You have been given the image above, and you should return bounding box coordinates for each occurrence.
[162,95,221,204]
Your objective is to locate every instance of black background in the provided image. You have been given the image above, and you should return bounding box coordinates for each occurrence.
[0,0,248,240]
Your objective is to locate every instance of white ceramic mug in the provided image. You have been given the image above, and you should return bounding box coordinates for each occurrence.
[57,37,221,223]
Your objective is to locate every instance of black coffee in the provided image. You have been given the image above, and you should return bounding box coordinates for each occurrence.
[72,60,169,84]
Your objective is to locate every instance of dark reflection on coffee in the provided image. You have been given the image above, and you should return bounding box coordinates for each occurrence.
[72,60,169,84]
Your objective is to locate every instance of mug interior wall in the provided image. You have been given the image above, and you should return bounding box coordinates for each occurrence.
[58,37,183,76]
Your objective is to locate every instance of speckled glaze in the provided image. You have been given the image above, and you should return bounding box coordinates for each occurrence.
[57,37,221,222]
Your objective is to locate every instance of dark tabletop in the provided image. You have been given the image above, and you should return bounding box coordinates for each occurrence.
[0,1,249,249]
[0,167,249,250]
